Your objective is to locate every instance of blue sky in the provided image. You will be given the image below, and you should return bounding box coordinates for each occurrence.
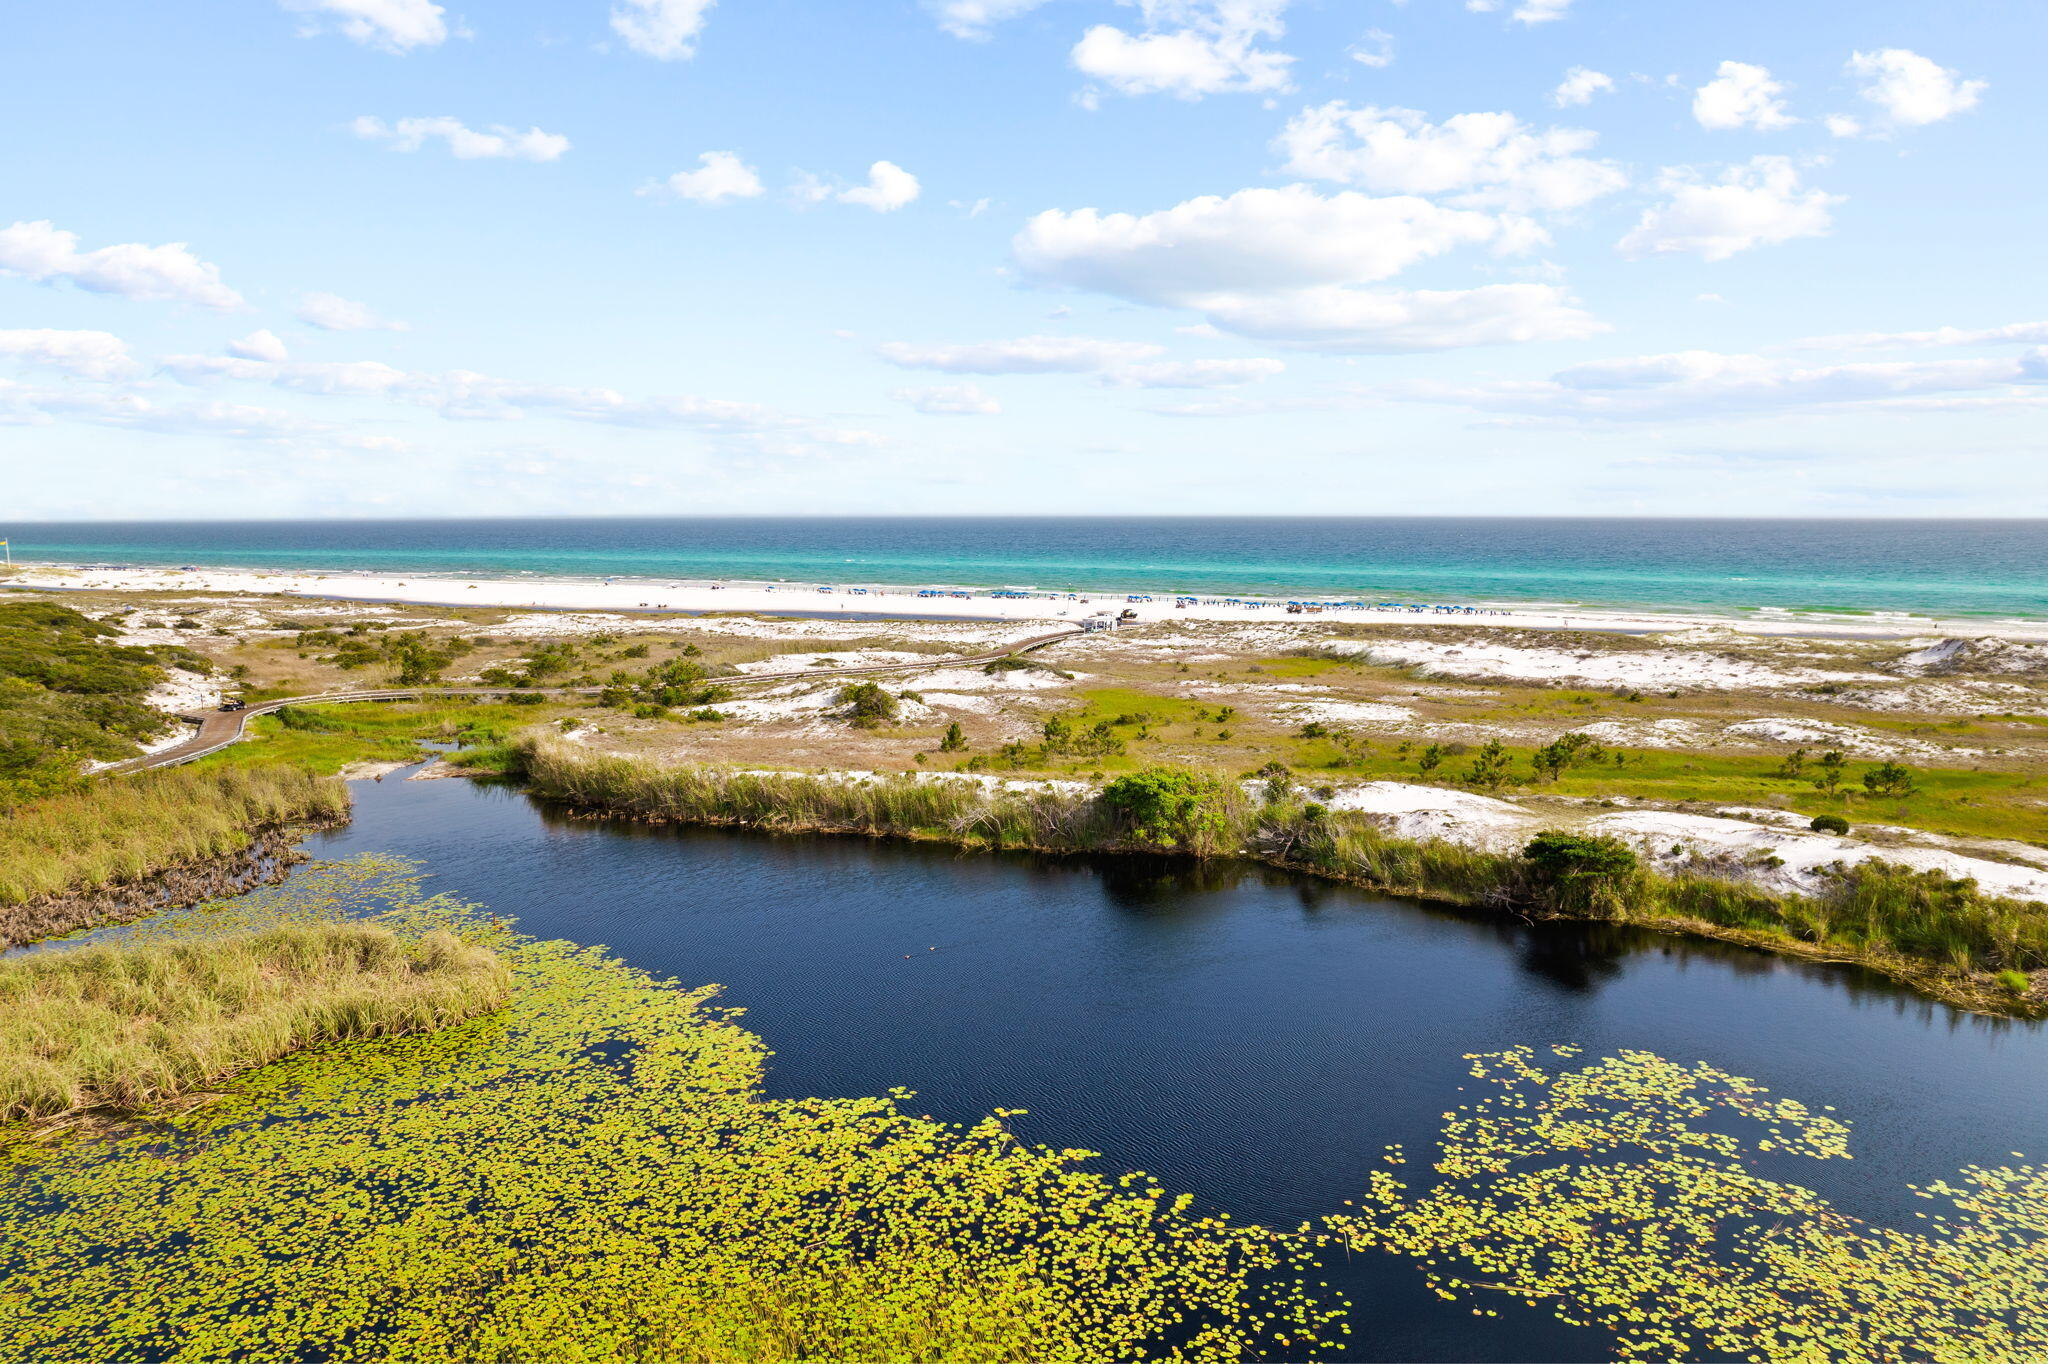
[2,0,2041,518]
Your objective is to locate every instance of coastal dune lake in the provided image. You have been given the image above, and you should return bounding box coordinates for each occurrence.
[316,767,2048,1362]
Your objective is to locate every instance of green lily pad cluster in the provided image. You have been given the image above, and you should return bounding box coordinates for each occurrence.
[0,856,1342,1363]
[1330,1045,2048,1361]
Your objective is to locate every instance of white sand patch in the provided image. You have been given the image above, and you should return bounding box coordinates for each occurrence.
[83,721,200,772]
[145,667,224,716]
[720,689,842,724]
[338,760,413,782]
[893,666,1081,692]
[1570,717,1709,748]
[1275,700,1418,727]
[919,692,1001,714]
[735,650,930,674]
[731,767,1094,797]
[1326,638,1886,693]
[1829,681,2042,714]
[1585,810,2048,902]
[1892,637,2048,677]
[1177,680,1334,697]
[1721,716,1976,759]
[1321,781,1540,850]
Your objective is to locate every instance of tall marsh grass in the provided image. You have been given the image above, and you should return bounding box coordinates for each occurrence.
[511,739,2048,1007]
[0,764,348,907]
[0,921,508,1121]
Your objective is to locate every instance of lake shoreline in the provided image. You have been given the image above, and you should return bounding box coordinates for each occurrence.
[501,742,2046,1021]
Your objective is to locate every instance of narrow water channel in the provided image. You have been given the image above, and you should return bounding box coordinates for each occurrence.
[312,768,2048,1361]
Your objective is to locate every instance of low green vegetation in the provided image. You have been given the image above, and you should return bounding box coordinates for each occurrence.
[509,740,2048,1013]
[0,858,1340,1362]
[594,657,734,718]
[0,600,209,803]
[836,679,900,728]
[195,700,536,774]
[0,764,346,913]
[1102,768,1234,853]
[0,919,507,1122]
[293,624,477,685]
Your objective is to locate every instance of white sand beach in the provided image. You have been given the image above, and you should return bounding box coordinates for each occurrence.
[12,562,2048,643]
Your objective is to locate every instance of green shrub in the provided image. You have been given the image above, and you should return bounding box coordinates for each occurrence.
[836,682,899,728]
[1100,768,1234,854]
[1810,813,1851,836]
[0,601,207,802]
[1863,761,1918,798]
[1523,831,1641,918]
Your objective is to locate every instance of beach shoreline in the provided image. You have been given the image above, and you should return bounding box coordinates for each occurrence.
[8,561,2048,642]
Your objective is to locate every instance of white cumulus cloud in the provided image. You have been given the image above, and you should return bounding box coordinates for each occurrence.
[1845,49,1985,130]
[1794,320,2048,351]
[644,152,765,204]
[1072,0,1294,99]
[159,345,880,454]
[1348,28,1394,68]
[1692,61,1795,131]
[296,292,409,332]
[1193,283,1604,353]
[611,0,716,60]
[892,383,1002,414]
[839,161,922,212]
[228,330,291,363]
[1390,346,2044,422]
[1016,184,1525,303]
[351,116,570,161]
[1102,357,1284,387]
[1469,0,1574,24]
[279,0,448,52]
[1618,157,1840,261]
[0,328,138,378]
[1550,67,1614,107]
[1276,103,1626,213]
[878,335,1164,374]
[0,220,243,309]
[1014,183,1591,352]
[926,0,1051,40]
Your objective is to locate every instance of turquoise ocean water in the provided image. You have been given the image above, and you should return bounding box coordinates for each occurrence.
[6,517,2046,620]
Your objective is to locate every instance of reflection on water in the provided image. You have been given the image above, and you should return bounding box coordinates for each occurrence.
[304,769,2048,1362]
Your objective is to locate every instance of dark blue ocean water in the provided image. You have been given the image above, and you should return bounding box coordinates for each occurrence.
[8,517,2048,619]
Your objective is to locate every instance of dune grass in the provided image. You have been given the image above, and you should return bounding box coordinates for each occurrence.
[0,764,347,908]
[0,920,508,1122]
[508,738,2048,1012]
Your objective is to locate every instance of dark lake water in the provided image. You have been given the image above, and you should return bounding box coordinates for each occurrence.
[313,769,2048,1361]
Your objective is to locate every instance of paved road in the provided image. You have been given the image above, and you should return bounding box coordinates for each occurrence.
[111,627,1085,774]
